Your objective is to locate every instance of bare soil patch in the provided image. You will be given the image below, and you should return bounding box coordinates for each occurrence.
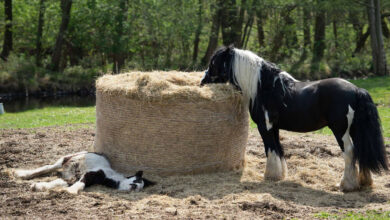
[1,125,389,219]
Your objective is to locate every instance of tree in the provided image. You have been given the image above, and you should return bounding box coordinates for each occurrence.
[201,2,221,66]
[219,0,246,47]
[36,0,45,66]
[366,0,388,75]
[192,0,203,65]
[255,1,266,48]
[268,5,297,62]
[50,0,73,71]
[112,0,129,74]
[1,0,13,61]
[311,0,326,75]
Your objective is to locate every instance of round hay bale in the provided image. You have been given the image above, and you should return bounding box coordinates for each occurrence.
[94,71,249,176]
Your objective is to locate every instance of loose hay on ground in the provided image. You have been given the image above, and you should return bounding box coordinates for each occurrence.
[2,126,390,219]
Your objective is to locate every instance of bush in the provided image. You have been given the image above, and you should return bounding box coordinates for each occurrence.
[0,54,39,92]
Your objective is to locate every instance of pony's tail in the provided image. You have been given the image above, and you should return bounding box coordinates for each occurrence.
[350,88,388,173]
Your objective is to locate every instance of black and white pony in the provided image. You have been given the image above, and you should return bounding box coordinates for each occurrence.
[201,46,388,191]
[14,151,155,194]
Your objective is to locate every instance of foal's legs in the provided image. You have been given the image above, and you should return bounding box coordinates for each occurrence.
[14,151,88,180]
[329,106,360,191]
[14,157,65,180]
[31,179,68,191]
[259,127,287,181]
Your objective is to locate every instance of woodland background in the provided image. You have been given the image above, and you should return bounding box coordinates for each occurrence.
[0,0,389,95]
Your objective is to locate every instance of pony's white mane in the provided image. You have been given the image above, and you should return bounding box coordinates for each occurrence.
[232,49,299,106]
[232,48,263,104]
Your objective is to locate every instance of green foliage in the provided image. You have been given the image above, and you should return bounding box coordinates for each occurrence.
[0,54,102,93]
[1,0,390,81]
[0,54,39,91]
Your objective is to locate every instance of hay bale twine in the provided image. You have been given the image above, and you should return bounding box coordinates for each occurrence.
[94,71,249,176]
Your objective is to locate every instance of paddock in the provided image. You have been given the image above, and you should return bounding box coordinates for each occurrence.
[1,125,390,219]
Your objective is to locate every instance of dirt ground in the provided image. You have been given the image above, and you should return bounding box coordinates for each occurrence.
[1,125,390,219]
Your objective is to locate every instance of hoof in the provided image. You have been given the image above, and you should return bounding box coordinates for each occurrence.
[340,178,360,192]
[66,187,79,195]
[264,171,285,181]
[31,183,45,191]
[359,169,373,187]
[264,150,286,181]
[14,170,32,180]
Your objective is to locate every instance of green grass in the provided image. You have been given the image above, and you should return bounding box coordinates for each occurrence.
[350,76,390,107]
[314,210,390,220]
[0,106,96,129]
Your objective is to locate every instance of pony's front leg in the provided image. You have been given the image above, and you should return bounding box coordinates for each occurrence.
[258,128,287,181]
[66,180,86,194]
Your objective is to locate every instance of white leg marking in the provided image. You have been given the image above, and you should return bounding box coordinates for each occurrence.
[31,179,68,191]
[340,105,359,191]
[262,106,273,131]
[66,181,85,194]
[14,158,64,180]
[281,157,288,179]
[264,149,285,181]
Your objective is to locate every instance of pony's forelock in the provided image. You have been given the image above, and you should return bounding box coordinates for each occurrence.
[232,48,263,105]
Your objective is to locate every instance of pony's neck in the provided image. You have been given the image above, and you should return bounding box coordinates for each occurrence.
[232,48,263,104]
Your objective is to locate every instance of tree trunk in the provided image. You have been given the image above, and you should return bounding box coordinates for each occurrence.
[201,2,221,66]
[311,0,326,74]
[36,0,45,66]
[354,29,370,55]
[1,0,13,61]
[192,0,203,65]
[350,12,368,55]
[269,5,296,62]
[112,0,129,74]
[290,5,311,73]
[333,19,338,48]
[50,0,73,71]
[219,0,245,47]
[303,5,311,48]
[241,0,257,49]
[256,6,266,48]
[366,0,388,75]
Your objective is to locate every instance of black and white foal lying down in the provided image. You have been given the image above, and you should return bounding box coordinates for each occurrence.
[14,151,155,194]
[201,46,389,191]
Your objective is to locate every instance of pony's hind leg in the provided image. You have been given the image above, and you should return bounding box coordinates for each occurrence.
[359,167,373,187]
[31,179,68,191]
[14,151,87,180]
[330,105,359,192]
[14,157,65,180]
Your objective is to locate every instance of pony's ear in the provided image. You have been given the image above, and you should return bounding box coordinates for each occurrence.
[227,44,234,50]
[135,171,143,177]
[142,178,156,188]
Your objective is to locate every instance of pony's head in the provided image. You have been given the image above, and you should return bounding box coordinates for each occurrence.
[200,46,235,86]
[121,171,156,192]
[201,46,264,103]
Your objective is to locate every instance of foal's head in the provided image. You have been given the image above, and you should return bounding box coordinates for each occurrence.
[122,171,155,192]
[201,46,235,86]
